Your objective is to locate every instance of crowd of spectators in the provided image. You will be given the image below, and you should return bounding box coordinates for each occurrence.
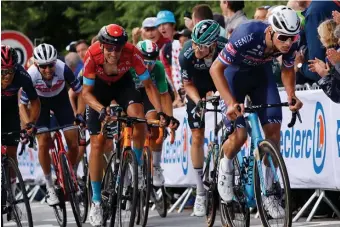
[63,0,340,106]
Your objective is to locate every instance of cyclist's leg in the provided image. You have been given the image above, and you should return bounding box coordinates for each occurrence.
[186,96,206,216]
[143,91,164,186]
[218,65,249,202]
[52,88,79,168]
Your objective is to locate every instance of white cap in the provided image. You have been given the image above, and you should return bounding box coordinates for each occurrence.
[142,17,157,28]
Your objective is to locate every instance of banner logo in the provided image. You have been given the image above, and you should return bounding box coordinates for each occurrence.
[313,102,326,174]
[181,117,189,175]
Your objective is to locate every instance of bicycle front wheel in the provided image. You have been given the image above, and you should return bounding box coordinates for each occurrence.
[254,139,292,227]
[60,154,82,227]
[2,157,33,227]
[113,149,138,227]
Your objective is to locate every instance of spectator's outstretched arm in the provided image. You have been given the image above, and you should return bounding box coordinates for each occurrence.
[301,13,327,81]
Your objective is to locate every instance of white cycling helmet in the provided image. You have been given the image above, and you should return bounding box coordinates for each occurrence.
[268,6,300,35]
[33,43,58,65]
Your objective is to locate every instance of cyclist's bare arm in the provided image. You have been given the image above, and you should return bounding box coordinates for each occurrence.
[183,79,201,104]
[281,64,296,98]
[210,60,236,105]
[160,92,173,116]
[76,91,86,115]
[69,89,78,115]
[19,98,40,126]
[143,78,163,113]
[82,75,104,113]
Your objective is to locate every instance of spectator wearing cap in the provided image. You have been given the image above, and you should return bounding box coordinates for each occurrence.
[174,29,191,47]
[219,0,247,38]
[156,10,184,107]
[75,39,89,61]
[295,0,340,82]
[254,6,270,21]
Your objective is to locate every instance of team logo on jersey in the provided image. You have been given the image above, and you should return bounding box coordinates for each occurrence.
[234,33,254,48]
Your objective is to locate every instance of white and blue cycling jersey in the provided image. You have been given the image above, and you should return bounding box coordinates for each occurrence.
[218,21,298,68]
[20,59,82,104]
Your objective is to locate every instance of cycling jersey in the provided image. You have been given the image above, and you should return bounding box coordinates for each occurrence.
[83,41,149,85]
[130,60,168,94]
[179,37,228,129]
[218,21,298,68]
[20,59,82,103]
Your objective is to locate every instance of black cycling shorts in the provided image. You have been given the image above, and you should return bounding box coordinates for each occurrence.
[2,101,20,146]
[86,72,142,135]
[139,88,155,115]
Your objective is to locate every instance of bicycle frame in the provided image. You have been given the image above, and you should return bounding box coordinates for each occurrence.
[50,130,78,195]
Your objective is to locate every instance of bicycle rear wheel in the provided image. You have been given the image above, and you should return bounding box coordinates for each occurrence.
[2,157,33,227]
[152,186,167,218]
[204,146,218,227]
[60,154,82,227]
[136,147,151,226]
[221,157,250,227]
[254,139,292,227]
[113,149,138,227]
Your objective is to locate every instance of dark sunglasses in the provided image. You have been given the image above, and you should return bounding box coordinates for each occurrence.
[103,44,123,52]
[1,68,15,76]
[277,33,299,43]
[38,62,55,69]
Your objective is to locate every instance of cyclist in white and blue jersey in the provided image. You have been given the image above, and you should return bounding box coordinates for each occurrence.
[209,6,303,218]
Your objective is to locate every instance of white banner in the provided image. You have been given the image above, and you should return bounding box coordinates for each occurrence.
[18,89,340,190]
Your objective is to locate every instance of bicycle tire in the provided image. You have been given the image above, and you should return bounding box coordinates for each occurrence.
[60,154,82,227]
[204,146,218,227]
[80,155,89,223]
[138,147,151,226]
[4,157,33,227]
[52,186,67,227]
[102,150,118,226]
[254,139,292,227]
[221,157,250,227]
[113,149,138,227]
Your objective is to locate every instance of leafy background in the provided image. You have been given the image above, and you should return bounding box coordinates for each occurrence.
[2,1,287,52]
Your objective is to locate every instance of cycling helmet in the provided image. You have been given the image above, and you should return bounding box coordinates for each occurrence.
[268,6,301,35]
[33,43,58,65]
[191,19,220,45]
[1,45,18,69]
[98,24,128,46]
[137,40,159,59]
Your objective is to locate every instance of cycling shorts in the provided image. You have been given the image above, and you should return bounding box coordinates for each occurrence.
[86,71,142,135]
[139,88,156,115]
[1,101,20,146]
[220,63,282,130]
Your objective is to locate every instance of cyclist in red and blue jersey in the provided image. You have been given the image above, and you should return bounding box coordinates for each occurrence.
[210,6,303,218]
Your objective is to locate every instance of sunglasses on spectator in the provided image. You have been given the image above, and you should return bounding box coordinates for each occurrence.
[144,60,156,66]
[103,44,123,52]
[192,41,213,51]
[258,5,271,10]
[277,33,299,43]
[38,62,55,69]
[1,68,15,76]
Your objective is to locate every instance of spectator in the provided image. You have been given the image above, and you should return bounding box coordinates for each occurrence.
[184,11,194,31]
[26,56,34,69]
[91,35,99,44]
[156,10,184,107]
[66,41,77,52]
[75,39,89,61]
[65,52,82,74]
[295,1,340,82]
[192,4,226,38]
[173,29,191,47]
[219,0,247,38]
[254,6,270,21]
[308,19,340,103]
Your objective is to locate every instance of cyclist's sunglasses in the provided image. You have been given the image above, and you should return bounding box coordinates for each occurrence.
[1,68,15,76]
[38,62,55,69]
[103,44,123,52]
[144,59,156,66]
[192,41,213,51]
[277,33,299,43]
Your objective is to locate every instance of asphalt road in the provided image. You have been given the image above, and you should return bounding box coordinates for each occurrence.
[3,202,340,227]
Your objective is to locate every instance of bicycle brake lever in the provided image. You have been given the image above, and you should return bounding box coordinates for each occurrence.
[296,111,302,123]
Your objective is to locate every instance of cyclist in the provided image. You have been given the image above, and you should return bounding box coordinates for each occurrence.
[210,6,303,218]
[131,40,179,186]
[82,24,167,226]
[19,43,84,206]
[1,45,40,202]
[179,19,228,217]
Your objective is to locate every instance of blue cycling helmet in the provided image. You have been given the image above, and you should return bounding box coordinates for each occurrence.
[156,10,176,26]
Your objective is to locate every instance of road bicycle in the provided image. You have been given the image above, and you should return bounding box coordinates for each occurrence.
[1,131,33,227]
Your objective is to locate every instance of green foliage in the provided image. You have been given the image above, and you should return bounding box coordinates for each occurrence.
[1,1,287,51]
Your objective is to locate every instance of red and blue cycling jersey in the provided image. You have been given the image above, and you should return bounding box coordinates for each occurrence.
[218,21,298,68]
